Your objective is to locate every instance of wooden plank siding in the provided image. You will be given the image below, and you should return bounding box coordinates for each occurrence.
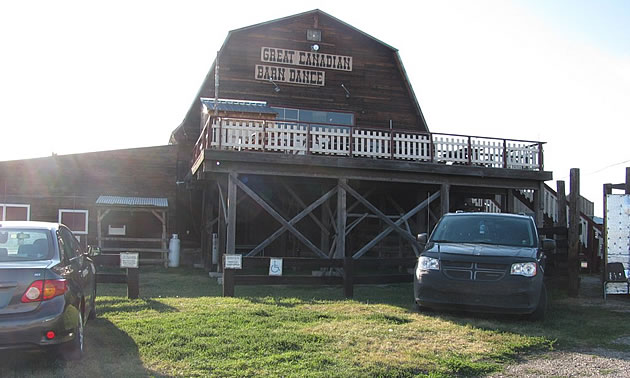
[0,145,177,247]
[173,10,427,146]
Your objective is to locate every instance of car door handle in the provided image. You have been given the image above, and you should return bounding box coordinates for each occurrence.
[0,282,17,289]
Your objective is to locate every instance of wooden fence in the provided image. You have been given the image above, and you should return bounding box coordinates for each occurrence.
[93,254,140,299]
[192,117,544,172]
[222,256,416,298]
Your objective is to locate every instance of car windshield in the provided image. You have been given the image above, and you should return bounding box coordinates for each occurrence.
[430,215,537,248]
[0,229,53,262]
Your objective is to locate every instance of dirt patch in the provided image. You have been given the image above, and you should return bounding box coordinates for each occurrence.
[493,275,630,377]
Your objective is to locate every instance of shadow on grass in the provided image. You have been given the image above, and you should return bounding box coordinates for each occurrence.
[97,298,179,314]
[0,318,166,378]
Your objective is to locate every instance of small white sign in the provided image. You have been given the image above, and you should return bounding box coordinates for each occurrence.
[224,254,242,269]
[269,258,283,276]
[120,252,139,268]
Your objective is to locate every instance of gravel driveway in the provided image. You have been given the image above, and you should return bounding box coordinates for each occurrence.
[492,276,630,377]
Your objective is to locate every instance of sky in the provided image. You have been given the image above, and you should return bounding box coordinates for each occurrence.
[1,0,629,217]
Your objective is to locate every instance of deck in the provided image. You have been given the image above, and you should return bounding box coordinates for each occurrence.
[191,117,545,175]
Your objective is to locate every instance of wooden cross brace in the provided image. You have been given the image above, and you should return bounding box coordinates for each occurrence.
[341,182,440,259]
[232,173,336,259]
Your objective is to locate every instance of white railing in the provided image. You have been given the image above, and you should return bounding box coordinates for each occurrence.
[192,117,545,171]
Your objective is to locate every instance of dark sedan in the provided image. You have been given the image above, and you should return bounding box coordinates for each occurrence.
[414,213,555,320]
[0,222,96,359]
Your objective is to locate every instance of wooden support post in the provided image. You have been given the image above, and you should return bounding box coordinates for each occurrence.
[440,184,450,215]
[161,210,168,268]
[205,189,215,271]
[226,173,238,256]
[336,178,347,260]
[556,181,567,228]
[506,189,515,214]
[127,268,139,299]
[217,180,227,272]
[568,168,580,297]
[97,209,102,249]
[603,183,612,284]
[343,251,353,298]
[533,182,543,228]
[223,263,235,297]
[321,196,331,255]
[416,192,426,236]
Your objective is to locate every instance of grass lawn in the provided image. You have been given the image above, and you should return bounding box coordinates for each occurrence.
[2,269,630,377]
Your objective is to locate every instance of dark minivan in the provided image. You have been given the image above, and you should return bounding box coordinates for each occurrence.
[0,222,96,359]
[414,213,554,320]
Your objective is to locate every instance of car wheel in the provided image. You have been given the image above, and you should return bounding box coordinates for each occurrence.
[529,284,547,321]
[88,287,97,320]
[62,312,84,360]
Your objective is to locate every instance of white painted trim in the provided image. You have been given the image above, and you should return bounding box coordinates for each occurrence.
[58,209,89,235]
[0,203,31,221]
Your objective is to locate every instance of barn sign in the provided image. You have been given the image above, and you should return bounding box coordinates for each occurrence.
[255,47,353,87]
[255,64,325,86]
[261,47,353,71]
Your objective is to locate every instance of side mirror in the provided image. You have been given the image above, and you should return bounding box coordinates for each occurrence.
[87,245,101,257]
[417,233,428,246]
[541,239,556,252]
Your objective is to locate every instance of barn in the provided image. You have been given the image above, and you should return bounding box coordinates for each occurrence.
[170,9,551,288]
[0,10,554,282]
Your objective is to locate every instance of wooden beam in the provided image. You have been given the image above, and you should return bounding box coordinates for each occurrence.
[127,268,139,299]
[97,209,103,249]
[161,210,168,268]
[284,184,330,236]
[234,174,328,259]
[534,181,544,228]
[341,181,421,247]
[568,168,580,297]
[202,150,553,184]
[336,178,347,259]
[440,184,450,215]
[320,194,331,255]
[506,189,515,213]
[151,210,164,224]
[97,209,111,222]
[99,237,163,242]
[246,186,337,256]
[387,196,419,256]
[217,181,228,224]
[217,178,227,272]
[226,173,238,255]
[603,183,613,283]
[556,181,567,228]
[353,191,440,259]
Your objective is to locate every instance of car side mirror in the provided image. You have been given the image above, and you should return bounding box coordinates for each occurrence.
[541,239,556,252]
[87,245,100,257]
[417,233,428,246]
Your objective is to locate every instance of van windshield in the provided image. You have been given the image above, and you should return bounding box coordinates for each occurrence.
[0,229,53,262]
[430,215,537,248]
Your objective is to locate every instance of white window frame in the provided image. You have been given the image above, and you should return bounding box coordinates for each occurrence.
[58,209,89,235]
[1,203,31,221]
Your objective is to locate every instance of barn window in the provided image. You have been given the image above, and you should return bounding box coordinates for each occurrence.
[0,204,30,221]
[58,209,89,235]
[271,107,354,127]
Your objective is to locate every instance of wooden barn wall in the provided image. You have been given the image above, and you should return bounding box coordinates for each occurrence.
[180,13,424,143]
[0,145,177,246]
